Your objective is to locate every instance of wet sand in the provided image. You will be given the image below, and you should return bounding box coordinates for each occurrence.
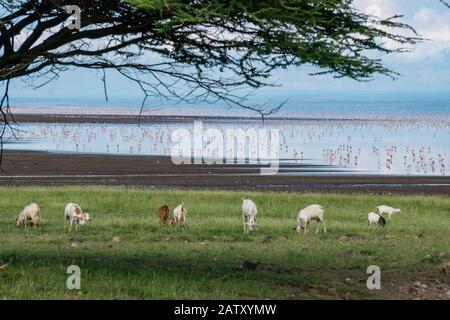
[1,151,449,195]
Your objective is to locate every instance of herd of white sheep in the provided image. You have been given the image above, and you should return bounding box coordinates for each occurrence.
[14,199,401,233]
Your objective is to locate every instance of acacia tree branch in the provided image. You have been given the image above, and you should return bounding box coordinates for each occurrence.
[0,77,13,168]
[0,0,426,123]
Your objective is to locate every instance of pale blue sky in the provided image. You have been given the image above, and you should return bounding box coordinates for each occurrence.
[8,0,450,100]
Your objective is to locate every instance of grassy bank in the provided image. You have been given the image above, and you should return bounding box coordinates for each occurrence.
[0,187,449,299]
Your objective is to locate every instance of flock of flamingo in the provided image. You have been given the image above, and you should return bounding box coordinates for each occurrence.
[6,116,449,176]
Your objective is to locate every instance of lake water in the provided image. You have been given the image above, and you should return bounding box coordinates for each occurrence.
[10,91,450,119]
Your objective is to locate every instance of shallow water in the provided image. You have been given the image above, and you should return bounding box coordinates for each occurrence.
[4,118,449,176]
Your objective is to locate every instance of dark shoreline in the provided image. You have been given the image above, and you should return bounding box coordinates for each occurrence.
[1,150,449,195]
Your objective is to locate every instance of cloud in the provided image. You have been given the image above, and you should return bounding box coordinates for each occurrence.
[353,0,398,18]
[404,7,450,60]
[354,1,450,61]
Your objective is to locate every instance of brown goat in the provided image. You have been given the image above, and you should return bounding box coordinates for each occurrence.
[159,205,170,225]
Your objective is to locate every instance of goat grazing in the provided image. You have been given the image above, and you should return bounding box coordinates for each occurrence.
[64,203,91,231]
[169,217,177,227]
[16,202,41,229]
[242,198,258,233]
[377,205,401,218]
[172,203,187,225]
[295,204,326,234]
[159,205,170,224]
[368,212,386,227]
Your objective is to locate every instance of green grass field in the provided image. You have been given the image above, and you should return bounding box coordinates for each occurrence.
[0,187,449,300]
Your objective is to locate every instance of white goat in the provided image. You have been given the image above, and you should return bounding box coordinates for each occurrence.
[16,202,41,229]
[295,204,326,234]
[368,212,386,227]
[377,205,401,218]
[64,203,91,231]
[172,203,187,225]
[242,198,258,233]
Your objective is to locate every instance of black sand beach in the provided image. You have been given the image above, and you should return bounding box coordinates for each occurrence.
[1,150,449,195]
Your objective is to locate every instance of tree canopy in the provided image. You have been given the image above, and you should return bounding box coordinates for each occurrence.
[0,0,421,114]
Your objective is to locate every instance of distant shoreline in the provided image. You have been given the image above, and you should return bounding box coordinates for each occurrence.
[7,112,450,124]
